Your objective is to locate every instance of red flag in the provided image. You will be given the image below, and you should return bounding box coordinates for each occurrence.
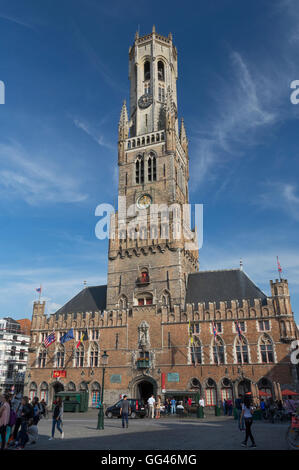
[277,256,282,276]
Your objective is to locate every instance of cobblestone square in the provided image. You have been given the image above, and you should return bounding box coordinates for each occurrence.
[16,410,289,451]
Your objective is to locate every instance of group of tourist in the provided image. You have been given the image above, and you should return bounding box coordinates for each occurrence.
[0,392,65,450]
[0,393,46,450]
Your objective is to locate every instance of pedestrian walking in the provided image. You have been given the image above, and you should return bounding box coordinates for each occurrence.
[235,395,245,430]
[49,397,64,440]
[120,395,131,428]
[240,397,257,448]
[227,399,233,416]
[12,394,23,444]
[0,394,11,451]
[147,394,155,419]
[170,397,176,415]
[40,399,48,418]
[15,396,34,450]
[198,397,205,417]
[32,397,42,425]
[156,396,161,419]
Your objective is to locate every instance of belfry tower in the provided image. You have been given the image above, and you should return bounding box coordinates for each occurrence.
[107,27,199,311]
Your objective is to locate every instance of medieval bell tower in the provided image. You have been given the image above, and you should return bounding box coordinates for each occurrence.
[106,27,199,311]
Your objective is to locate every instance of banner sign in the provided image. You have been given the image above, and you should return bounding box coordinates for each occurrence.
[53,370,66,378]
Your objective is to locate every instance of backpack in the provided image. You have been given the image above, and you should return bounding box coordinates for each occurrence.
[9,409,17,427]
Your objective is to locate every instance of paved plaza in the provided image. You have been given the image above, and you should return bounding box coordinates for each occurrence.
[15,410,290,450]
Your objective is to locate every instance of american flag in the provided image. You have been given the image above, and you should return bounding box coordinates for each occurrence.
[235,321,243,340]
[44,332,56,348]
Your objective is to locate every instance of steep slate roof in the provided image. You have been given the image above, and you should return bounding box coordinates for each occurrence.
[185,269,268,308]
[55,285,107,316]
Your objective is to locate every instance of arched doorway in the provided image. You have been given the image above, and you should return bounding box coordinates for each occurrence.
[130,376,157,402]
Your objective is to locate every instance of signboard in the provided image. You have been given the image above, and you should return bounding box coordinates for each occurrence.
[110,374,121,384]
[167,373,180,383]
[53,370,66,378]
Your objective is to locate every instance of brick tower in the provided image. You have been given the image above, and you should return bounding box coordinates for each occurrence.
[107,27,199,311]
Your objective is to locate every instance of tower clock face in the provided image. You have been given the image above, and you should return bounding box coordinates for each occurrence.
[138,94,153,109]
[137,194,152,209]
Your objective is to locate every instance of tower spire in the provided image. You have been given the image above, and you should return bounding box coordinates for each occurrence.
[180,118,188,153]
[118,100,129,164]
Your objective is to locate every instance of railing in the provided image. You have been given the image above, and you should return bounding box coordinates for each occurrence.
[136,359,150,369]
[126,130,165,150]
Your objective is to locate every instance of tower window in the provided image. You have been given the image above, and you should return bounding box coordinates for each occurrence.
[144,61,150,81]
[158,61,165,81]
[135,155,144,184]
[144,83,151,94]
[148,152,157,182]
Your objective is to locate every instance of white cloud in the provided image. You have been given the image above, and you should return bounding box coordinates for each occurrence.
[258,182,299,221]
[0,142,88,205]
[73,118,115,151]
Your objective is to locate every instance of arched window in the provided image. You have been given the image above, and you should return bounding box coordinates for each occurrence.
[89,343,99,367]
[221,378,233,401]
[91,382,101,408]
[161,291,170,306]
[40,382,48,402]
[158,85,165,102]
[157,61,165,81]
[119,295,127,309]
[38,346,47,368]
[260,335,274,363]
[76,344,84,367]
[213,336,225,364]
[29,382,37,402]
[235,336,249,364]
[136,293,153,306]
[147,152,156,182]
[144,61,150,81]
[205,378,217,406]
[67,381,76,391]
[79,381,88,392]
[56,344,65,368]
[135,155,144,184]
[191,337,202,365]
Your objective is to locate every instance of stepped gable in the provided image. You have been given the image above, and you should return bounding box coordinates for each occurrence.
[185,269,268,309]
[54,285,107,316]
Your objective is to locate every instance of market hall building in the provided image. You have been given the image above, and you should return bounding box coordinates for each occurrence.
[25,28,299,409]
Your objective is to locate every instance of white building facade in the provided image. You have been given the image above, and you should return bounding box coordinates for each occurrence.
[0,317,30,394]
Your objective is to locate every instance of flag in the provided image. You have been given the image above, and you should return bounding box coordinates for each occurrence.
[277,256,282,275]
[76,330,88,349]
[188,320,193,344]
[212,322,218,338]
[44,331,56,348]
[235,321,243,341]
[60,328,74,344]
[36,286,42,293]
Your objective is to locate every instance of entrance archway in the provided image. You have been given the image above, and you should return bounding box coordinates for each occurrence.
[130,376,157,402]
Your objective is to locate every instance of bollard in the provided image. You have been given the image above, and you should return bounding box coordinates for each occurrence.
[97,404,104,429]
[197,406,204,418]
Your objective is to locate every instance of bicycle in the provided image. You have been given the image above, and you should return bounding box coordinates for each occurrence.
[286,413,299,449]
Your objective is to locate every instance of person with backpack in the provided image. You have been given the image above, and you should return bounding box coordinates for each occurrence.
[240,397,257,448]
[49,397,64,440]
[15,396,34,450]
[0,394,11,451]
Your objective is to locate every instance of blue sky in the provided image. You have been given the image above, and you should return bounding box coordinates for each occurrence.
[0,0,298,322]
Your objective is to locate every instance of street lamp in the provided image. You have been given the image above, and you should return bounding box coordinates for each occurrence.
[97,351,109,430]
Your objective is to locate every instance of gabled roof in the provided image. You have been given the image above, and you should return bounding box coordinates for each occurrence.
[185,269,268,309]
[54,285,107,317]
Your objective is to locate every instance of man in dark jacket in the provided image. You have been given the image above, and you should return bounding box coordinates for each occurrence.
[120,396,131,429]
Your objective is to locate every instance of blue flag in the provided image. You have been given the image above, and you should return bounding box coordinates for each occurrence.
[60,328,74,344]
